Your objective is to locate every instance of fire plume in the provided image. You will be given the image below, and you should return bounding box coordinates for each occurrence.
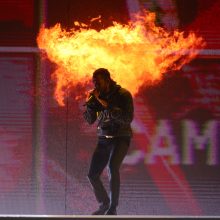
[37,11,205,106]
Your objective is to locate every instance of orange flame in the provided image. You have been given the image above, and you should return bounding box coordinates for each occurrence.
[37,11,205,106]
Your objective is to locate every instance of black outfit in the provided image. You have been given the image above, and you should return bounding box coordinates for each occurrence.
[83,82,134,214]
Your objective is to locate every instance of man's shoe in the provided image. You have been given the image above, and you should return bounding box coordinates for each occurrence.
[105,207,117,215]
[92,204,109,215]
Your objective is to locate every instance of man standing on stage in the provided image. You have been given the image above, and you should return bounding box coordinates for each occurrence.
[83,68,134,215]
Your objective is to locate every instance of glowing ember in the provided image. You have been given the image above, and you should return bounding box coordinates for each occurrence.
[37,11,205,106]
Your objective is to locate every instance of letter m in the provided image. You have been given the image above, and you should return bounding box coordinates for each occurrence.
[182,120,219,165]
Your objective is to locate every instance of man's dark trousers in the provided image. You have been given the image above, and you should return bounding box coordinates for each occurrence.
[87,136,130,209]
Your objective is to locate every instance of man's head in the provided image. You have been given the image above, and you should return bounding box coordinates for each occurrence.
[92,68,111,93]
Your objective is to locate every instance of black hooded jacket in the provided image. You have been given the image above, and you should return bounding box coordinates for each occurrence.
[83,82,134,137]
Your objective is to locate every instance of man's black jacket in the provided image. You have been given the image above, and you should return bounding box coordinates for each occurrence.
[83,82,134,137]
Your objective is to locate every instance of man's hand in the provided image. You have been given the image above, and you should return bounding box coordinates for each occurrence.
[93,89,108,108]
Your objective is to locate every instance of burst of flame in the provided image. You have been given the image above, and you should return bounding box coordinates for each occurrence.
[37,11,205,106]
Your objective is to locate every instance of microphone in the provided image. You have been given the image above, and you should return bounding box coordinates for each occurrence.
[83,89,97,106]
